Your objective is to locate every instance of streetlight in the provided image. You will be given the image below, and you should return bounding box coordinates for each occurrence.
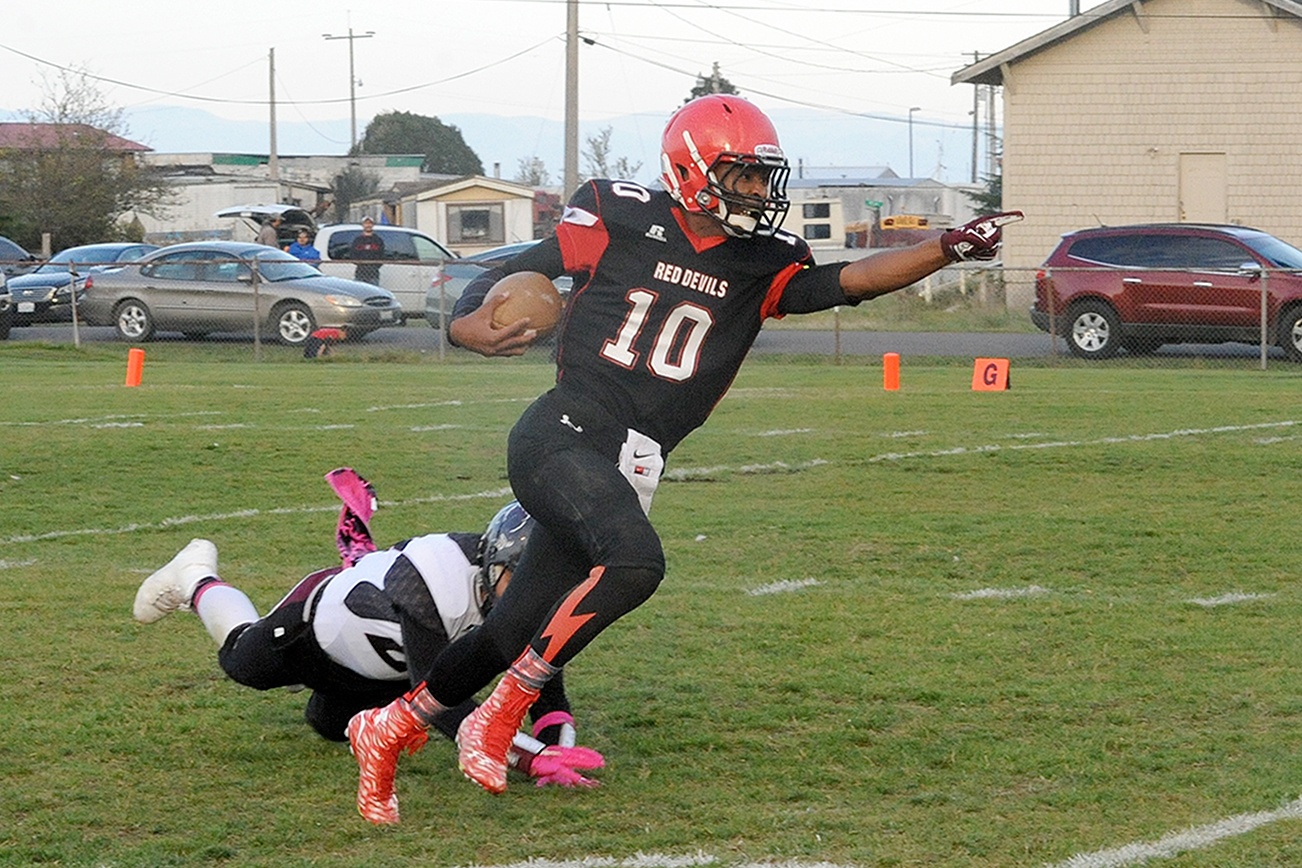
[323,27,375,150]
[908,107,921,178]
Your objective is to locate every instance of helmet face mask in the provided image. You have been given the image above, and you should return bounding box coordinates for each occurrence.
[660,95,791,238]
[699,154,790,237]
[476,501,534,617]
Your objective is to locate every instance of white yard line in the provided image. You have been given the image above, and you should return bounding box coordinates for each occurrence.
[868,421,1298,463]
[1187,591,1276,607]
[6,419,1294,549]
[463,855,855,868]
[746,577,824,596]
[0,488,512,547]
[1045,795,1302,867]
[952,585,1050,600]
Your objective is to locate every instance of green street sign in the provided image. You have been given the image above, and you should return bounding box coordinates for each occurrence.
[865,199,884,208]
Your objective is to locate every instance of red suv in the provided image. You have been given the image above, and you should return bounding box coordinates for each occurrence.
[1031,224,1302,360]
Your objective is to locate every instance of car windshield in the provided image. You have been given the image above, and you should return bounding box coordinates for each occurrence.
[35,248,87,273]
[1242,233,1302,270]
[251,249,325,282]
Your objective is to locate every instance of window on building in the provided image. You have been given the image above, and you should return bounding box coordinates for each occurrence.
[802,203,831,219]
[448,203,505,245]
[803,223,832,240]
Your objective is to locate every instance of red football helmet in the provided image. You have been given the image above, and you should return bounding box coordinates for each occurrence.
[660,95,790,237]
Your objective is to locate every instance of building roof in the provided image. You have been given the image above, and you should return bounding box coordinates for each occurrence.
[952,0,1302,86]
[0,122,151,152]
[410,175,536,202]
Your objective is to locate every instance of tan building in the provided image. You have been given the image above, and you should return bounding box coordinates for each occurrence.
[355,175,538,257]
[954,0,1302,309]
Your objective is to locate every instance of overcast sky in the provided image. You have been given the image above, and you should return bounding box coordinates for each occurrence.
[1,1,1103,181]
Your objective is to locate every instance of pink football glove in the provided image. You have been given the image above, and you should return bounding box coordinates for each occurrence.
[940,211,1024,262]
[523,745,605,788]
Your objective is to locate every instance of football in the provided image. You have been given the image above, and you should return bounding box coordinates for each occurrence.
[485,271,563,339]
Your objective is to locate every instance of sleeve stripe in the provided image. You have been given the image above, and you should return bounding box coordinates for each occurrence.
[760,261,806,320]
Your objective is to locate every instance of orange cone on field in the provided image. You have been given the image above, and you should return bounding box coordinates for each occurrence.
[125,348,145,387]
[883,352,900,391]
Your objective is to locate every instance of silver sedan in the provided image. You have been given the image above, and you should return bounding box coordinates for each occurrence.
[81,241,402,345]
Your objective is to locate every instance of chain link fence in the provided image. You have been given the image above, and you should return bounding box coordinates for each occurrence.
[3,255,1299,369]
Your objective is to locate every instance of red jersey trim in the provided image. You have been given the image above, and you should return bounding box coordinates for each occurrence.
[670,207,730,254]
[557,208,610,273]
[760,261,805,321]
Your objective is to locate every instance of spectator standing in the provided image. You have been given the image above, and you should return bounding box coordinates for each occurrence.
[288,230,320,263]
[350,216,385,285]
[256,215,282,247]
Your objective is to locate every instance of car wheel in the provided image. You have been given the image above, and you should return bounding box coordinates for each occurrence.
[1066,299,1121,360]
[272,302,315,345]
[114,299,156,341]
[1122,335,1163,356]
[1277,305,1302,363]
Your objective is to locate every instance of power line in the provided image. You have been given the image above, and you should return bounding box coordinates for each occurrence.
[0,37,560,110]
[583,36,971,129]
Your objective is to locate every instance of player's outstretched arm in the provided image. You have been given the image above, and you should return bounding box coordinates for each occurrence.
[839,211,1023,302]
[839,240,950,302]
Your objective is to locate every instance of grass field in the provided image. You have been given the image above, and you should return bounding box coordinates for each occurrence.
[3,344,1302,867]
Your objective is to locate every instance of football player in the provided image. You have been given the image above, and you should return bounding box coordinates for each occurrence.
[132,468,602,814]
[347,94,1023,822]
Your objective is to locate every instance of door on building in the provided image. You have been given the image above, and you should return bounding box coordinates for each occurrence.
[1178,153,1227,223]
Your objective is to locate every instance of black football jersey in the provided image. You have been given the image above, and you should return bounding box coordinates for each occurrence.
[551,179,843,451]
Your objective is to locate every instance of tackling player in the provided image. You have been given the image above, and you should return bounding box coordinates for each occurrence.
[132,468,602,821]
[347,94,1022,822]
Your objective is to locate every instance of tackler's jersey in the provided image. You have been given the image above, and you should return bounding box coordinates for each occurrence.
[308,532,480,681]
[553,180,820,452]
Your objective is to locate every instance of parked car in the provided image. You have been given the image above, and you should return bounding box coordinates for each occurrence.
[80,241,401,345]
[0,235,40,278]
[1032,223,1302,360]
[7,242,158,326]
[424,259,491,331]
[424,240,573,330]
[313,223,459,319]
[0,273,12,340]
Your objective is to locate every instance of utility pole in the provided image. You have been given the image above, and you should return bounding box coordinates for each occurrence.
[564,0,579,199]
[268,47,278,182]
[323,27,375,151]
[908,107,921,178]
[985,79,998,180]
[969,51,980,183]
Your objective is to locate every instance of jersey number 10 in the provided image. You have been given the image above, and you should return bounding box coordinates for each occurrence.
[600,289,714,382]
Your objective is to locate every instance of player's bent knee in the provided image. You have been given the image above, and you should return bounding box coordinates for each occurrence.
[609,564,664,609]
[304,691,353,742]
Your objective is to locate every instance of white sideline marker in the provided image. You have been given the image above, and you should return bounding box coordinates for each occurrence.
[464,854,854,868]
[747,577,823,596]
[0,487,514,547]
[1187,591,1275,607]
[1046,795,1302,868]
[8,419,1298,551]
[952,585,1050,600]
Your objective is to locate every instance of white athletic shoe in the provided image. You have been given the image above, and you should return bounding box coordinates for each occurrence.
[132,538,219,624]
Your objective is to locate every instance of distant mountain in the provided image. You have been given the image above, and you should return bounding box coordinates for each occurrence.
[3,104,983,186]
